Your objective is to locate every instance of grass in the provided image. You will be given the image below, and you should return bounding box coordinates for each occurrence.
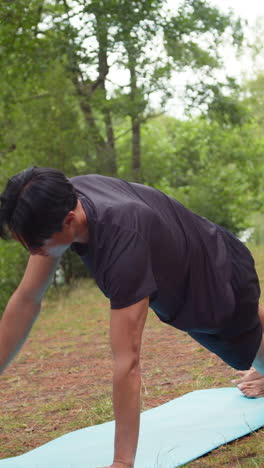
[0,244,263,466]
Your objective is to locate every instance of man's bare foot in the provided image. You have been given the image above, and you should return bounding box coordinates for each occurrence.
[231,367,264,398]
[231,368,264,385]
[237,380,264,398]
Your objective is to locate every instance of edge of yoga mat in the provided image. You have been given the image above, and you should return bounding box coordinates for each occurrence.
[0,387,264,468]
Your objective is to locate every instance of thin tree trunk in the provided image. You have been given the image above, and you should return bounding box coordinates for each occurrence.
[128,52,142,182]
[68,2,117,176]
[74,81,107,171]
[96,19,117,176]
[103,107,117,175]
[131,117,141,181]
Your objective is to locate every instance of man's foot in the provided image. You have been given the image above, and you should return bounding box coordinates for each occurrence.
[237,380,264,398]
[231,368,264,385]
[232,368,264,398]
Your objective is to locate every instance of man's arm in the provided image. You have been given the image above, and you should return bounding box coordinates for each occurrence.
[0,254,61,374]
[110,297,149,468]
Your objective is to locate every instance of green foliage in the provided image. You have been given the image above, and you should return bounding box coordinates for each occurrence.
[186,78,252,126]
[116,115,263,234]
[0,0,262,302]
[0,61,90,184]
[185,163,255,233]
[0,241,28,314]
[243,72,264,136]
[0,0,245,177]
[164,0,243,68]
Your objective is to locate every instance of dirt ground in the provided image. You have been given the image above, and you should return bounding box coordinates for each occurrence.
[0,301,239,462]
[1,261,264,468]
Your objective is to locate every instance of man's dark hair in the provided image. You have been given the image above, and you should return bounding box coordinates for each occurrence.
[0,167,77,249]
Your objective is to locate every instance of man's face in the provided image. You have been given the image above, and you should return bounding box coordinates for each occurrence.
[12,229,71,257]
[42,232,71,257]
[11,211,76,257]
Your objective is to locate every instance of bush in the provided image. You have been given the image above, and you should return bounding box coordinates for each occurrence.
[0,240,28,318]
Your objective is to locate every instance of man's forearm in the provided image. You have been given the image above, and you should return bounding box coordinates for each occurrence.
[113,364,141,468]
[0,290,41,374]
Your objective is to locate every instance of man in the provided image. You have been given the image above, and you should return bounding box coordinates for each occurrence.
[0,166,263,468]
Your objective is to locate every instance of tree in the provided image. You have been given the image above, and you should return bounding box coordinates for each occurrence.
[185,78,252,126]
[127,115,263,234]
[110,0,244,179]
[0,0,245,180]
[243,72,264,135]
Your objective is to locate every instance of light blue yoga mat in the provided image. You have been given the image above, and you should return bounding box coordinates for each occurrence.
[1,387,264,468]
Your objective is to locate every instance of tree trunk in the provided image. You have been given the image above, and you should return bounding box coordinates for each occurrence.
[96,20,117,176]
[128,44,142,182]
[103,107,117,176]
[70,16,117,176]
[74,83,108,172]
[131,117,141,182]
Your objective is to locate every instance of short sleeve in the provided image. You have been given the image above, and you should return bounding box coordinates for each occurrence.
[103,230,158,309]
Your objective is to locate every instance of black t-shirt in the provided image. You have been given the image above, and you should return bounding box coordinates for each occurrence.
[70,174,236,332]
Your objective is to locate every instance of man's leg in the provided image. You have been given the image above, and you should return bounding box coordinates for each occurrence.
[232,305,264,398]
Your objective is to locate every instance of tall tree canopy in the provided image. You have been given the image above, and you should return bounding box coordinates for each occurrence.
[1,0,244,180]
